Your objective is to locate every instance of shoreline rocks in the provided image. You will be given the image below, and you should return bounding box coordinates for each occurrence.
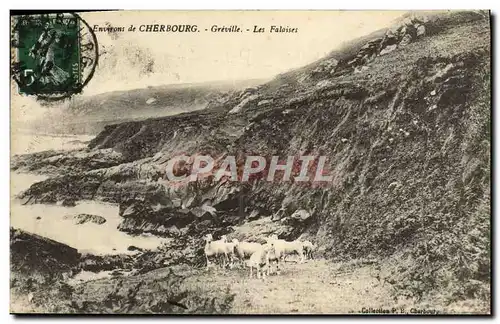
[64,214,107,225]
[10,228,81,278]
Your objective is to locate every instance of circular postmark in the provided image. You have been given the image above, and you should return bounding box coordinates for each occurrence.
[10,13,99,101]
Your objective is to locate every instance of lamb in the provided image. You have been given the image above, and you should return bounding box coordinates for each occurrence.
[203,234,232,269]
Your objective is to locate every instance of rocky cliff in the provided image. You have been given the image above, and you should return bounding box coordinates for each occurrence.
[12,11,490,303]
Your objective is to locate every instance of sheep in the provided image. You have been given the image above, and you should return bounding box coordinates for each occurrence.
[248,244,272,279]
[203,234,231,269]
[223,238,240,269]
[301,240,315,260]
[230,239,263,268]
[234,239,262,258]
[211,235,240,269]
[268,236,305,264]
[266,240,281,275]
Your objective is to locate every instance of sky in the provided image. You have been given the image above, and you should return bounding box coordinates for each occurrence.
[79,10,407,95]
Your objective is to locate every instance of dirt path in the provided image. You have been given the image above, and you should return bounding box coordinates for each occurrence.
[185,259,396,314]
[14,258,481,314]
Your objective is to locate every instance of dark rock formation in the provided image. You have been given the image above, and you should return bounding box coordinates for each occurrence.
[11,148,125,176]
[79,253,135,272]
[127,245,143,252]
[10,228,80,277]
[64,214,107,225]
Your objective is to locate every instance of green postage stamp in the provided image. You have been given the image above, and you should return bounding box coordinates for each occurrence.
[11,13,98,100]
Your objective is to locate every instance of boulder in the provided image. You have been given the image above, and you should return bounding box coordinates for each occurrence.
[228,94,259,114]
[248,209,260,221]
[379,44,398,56]
[271,208,286,221]
[230,216,295,242]
[182,196,196,209]
[347,58,360,67]
[118,199,196,235]
[257,99,273,107]
[191,207,215,220]
[212,185,240,210]
[290,209,312,221]
[201,204,217,216]
[165,225,182,236]
[416,24,426,37]
[146,98,157,105]
[74,214,106,225]
[399,34,413,47]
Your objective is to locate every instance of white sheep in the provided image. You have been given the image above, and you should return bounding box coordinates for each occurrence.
[268,236,305,264]
[203,234,231,269]
[223,238,240,269]
[266,241,281,275]
[229,239,263,269]
[248,244,272,279]
[214,235,240,269]
[234,239,263,259]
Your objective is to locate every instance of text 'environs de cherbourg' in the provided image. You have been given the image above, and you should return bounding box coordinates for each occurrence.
[93,24,299,34]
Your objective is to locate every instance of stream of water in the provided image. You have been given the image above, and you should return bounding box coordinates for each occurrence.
[10,134,169,256]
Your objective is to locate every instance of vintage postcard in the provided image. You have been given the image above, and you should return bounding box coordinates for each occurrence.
[10,10,491,314]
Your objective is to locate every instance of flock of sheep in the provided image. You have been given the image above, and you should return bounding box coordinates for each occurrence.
[203,234,316,279]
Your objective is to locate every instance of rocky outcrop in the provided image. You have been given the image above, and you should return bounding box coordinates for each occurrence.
[11,148,125,176]
[228,94,260,114]
[17,173,103,205]
[115,181,249,237]
[332,17,429,76]
[310,58,339,79]
[10,228,81,277]
[79,235,200,273]
[79,253,135,272]
[228,217,296,243]
[16,166,170,205]
[64,214,107,225]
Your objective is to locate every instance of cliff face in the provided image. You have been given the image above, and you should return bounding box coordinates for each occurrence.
[13,11,490,301]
